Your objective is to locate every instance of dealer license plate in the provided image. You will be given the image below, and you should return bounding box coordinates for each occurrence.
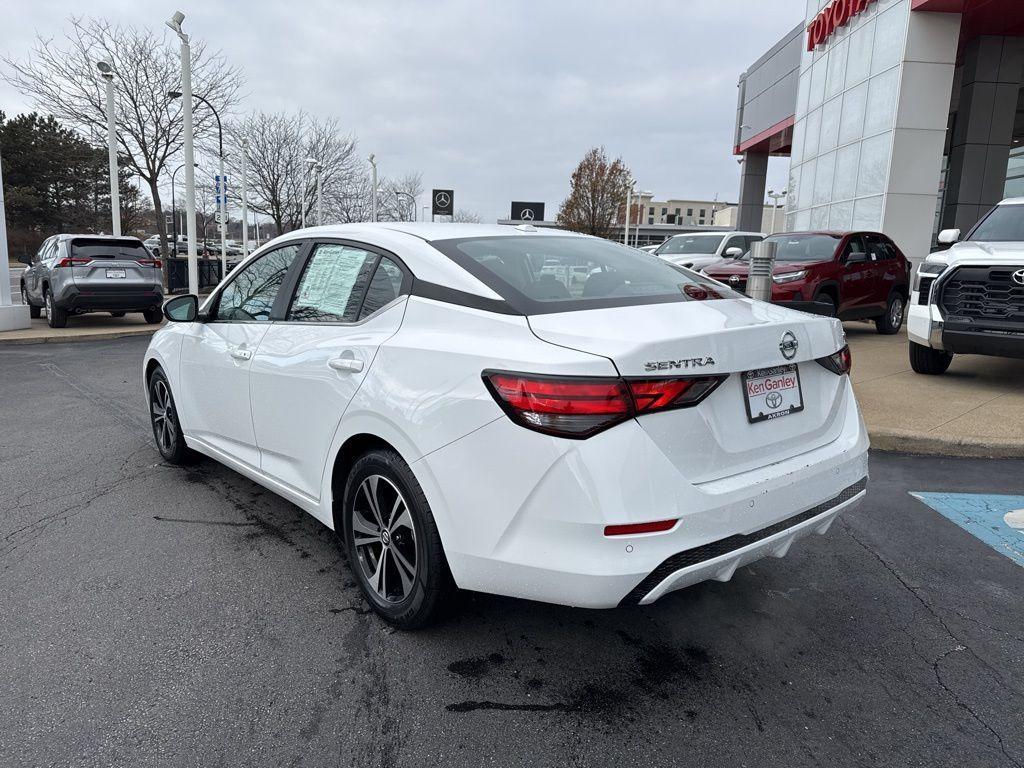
[743,364,804,423]
[106,268,126,279]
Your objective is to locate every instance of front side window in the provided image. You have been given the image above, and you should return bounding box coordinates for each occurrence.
[432,235,741,314]
[215,244,301,321]
[968,204,1024,242]
[287,243,377,323]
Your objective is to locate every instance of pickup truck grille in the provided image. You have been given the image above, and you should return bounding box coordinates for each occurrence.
[939,267,1024,323]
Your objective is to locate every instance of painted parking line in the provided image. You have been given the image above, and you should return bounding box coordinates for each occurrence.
[910,492,1024,567]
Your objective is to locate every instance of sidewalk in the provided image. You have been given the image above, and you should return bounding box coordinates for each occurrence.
[845,322,1024,458]
[0,313,163,345]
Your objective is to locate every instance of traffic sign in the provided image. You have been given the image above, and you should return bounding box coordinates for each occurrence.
[511,202,545,222]
[432,189,454,217]
[214,211,224,224]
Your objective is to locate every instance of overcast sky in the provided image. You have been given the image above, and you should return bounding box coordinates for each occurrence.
[0,1,799,222]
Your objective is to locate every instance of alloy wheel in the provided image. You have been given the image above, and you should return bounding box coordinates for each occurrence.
[150,379,178,454]
[352,474,418,603]
[890,297,904,328]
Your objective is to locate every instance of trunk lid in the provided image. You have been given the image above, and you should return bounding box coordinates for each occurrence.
[528,298,851,483]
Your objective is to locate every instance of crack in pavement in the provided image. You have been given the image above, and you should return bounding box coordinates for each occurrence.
[841,520,1022,767]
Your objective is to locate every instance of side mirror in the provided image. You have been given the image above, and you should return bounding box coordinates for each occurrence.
[937,228,961,245]
[845,252,868,265]
[164,294,198,323]
[724,247,744,258]
[18,253,33,265]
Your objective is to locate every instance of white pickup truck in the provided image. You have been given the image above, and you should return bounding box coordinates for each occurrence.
[908,198,1024,374]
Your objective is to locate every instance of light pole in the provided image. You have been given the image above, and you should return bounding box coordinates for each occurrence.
[166,11,198,295]
[241,138,249,255]
[0,149,31,330]
[301,157,315,229]
[313,159,323,225]
[169,89,227,277]
[767,189,787,234]
[623,178,634,246]
[635,191,652,248]
[368,154,378,222]
[171,162,198,249]
[96,60,121,237]
[422,205,429,221]
[396,191,415,221]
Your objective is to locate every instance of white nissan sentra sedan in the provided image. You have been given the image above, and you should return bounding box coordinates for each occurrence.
[146,223,868,628]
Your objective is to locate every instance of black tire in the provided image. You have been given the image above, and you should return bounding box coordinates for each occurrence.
[343,449,452,629]
[814,292,838,317]
[143,307,163,324]
[44,289,67,328]
[909,341,953,375]
[110,311,126,318]
[875,292,906,334]
[21,284,41,319]
[148,367,195,464]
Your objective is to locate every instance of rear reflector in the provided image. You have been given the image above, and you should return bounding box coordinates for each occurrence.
[483,371,726,439]
[604,519,678,537]
[815,344,852,376]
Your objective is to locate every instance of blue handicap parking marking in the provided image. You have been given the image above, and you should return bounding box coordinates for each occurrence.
[911,492,1024,568]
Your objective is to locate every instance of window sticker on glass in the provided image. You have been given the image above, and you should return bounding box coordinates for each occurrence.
[290,245,374,322]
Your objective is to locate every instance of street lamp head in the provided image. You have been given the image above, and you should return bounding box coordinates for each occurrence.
[167,90,183,100]
[367,153,376,166]
[166,10,185,32]
[306,157,317,167]
[96,59,115,76]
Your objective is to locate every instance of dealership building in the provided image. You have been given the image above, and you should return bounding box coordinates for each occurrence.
[734,0,1024,264]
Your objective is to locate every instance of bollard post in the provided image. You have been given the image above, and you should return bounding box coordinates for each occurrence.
[746,239,777,302]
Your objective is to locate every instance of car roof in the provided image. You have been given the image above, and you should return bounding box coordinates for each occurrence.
[998,197,1024,205]
[246,223,592,301]
[668,231,762,238]
[55,233,144,241]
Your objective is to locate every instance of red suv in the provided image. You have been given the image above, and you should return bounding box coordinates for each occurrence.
[703,231,911,334]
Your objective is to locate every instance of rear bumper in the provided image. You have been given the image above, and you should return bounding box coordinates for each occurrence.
[416,377,869,608]
[55,285,163,312]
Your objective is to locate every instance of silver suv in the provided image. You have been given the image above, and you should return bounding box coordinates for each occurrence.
[19,235,165,328]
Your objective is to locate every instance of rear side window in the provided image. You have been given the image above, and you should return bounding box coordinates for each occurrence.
[358,257,405,320]
[70,238,151,260]
[287,244,376,323]
[431,235,741,314]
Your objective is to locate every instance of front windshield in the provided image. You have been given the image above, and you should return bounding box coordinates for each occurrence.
[968,204,1024,242]
[741,234,840,261]
[432,235,742,313]
[655,235,725,255]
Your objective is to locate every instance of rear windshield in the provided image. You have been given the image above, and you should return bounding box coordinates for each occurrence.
[70,238,151,260]
[968,204,1024,242]
[741,234,839,261]
[431,235,742,314]
[656,235,724,255]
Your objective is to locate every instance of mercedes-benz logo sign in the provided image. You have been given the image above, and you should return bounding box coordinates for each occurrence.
[434,191,451,208]
[520,208,535,221]
[766,392,783,409]
[779,330,799,360]
[1013,268,1024,286]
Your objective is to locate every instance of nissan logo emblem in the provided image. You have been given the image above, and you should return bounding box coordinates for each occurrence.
[1013,269,1024,286]
[779,331,799,360]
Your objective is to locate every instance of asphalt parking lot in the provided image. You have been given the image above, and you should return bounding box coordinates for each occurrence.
[2,338,1022,767]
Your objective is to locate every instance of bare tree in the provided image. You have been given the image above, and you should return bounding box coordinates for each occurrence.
[452,209,482,223]
[228,111,361,235]
[375,173,424,222]
[556,147,631,239]
[3,16,243,255]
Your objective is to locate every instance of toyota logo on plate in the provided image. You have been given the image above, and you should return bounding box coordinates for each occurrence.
[1013,269,1024,286]
[434,191,451,208]
[779,331,799,360]
[766,392,783,409]
[520,208,535,221]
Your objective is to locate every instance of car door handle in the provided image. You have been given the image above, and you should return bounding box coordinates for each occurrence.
[328,357,363,373]
[230,348,253,361]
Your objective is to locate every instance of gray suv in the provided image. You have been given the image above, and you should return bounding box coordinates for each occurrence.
[19,235,165,328]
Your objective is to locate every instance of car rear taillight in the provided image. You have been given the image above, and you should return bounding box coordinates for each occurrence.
[483,371,727,439]
[816,345,852,376]
[604,519,678,537]
[56,257,92,268]
[138,259,162,269]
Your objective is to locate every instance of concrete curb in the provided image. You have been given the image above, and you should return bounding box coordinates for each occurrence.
[0,328,160,346]
[870,428,1024,459]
